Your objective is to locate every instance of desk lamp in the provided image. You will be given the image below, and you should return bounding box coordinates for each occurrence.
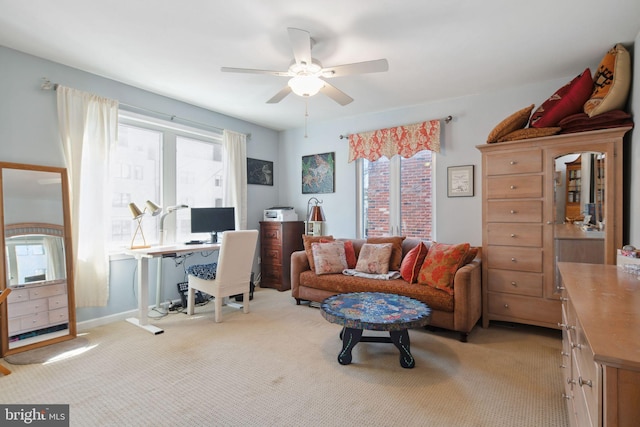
[129,203,150,249]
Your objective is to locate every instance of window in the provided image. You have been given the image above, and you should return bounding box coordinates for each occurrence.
[357,150,434,239]
[108,113,223,250]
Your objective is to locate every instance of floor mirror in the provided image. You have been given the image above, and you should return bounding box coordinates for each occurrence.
[0,162,76,356]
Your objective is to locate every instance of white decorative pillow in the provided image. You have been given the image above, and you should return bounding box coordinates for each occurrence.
[311,241,348,275]
[355,243,393,274]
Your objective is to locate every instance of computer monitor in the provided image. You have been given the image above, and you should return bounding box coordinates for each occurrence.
[190,207,235,243]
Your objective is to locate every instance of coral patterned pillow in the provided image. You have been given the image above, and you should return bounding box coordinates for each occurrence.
[355,243,393,274]
[417,242,471,294]
[311,241,347,275]
[400,242,428,283]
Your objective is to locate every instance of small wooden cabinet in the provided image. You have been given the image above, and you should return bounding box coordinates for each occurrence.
[259,221,305,291]
[558,262,640,427]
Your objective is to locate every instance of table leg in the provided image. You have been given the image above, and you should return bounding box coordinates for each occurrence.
[338,327,362,365]
[126,256,164,335]
[389,329,415,369]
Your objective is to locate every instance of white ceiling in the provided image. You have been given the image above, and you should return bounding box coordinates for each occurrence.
[1,1,639,131]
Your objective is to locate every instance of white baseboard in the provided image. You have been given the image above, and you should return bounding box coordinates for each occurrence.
[77,298,183,332]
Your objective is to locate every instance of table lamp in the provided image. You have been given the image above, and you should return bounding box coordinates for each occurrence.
[129,202,150,249]
[306,197,326,236]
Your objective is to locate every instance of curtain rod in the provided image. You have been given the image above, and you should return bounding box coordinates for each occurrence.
[338,115,453,140]
[40,78,251,139]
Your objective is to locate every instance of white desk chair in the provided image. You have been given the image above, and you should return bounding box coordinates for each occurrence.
[187,230,259,322]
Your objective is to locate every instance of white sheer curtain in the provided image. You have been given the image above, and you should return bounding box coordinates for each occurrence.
[57,86,118,307]
[222,130,247,230]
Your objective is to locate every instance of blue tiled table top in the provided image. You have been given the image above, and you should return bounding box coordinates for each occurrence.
[320,292,431,331]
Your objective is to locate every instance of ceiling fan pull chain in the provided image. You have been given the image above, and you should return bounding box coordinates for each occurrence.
[304,98,309,138]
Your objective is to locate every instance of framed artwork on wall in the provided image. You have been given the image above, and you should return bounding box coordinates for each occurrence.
[447,165,474,197]
[247,158,274,186]
[302,152,335,194]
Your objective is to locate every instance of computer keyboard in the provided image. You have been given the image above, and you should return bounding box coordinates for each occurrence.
[185,240,204,245]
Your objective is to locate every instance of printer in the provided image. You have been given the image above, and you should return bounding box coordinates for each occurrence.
[263,206,298,222]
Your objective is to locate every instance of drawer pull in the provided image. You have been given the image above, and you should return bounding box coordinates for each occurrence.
[503,304,509,308]
[561,351,569,357]
[558,286,565,291]
[557,323,575,330]
[510,161,516,165]
[511,257,516,262]
[567,378,577,385]
[578,377,592,388]
[510,281,517,287]
[510,210,517,214]
[510,185,516,190]
[561,393,571,400]
[560,297,568,302]
[572,343,583,350]
[559,364,566,369]
[510,233,516,238]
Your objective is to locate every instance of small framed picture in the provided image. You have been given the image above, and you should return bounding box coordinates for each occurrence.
[247,158,274,186]
[447,165,474,197]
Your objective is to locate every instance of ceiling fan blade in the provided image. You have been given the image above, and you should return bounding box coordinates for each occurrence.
[287,27,312,66]
[322,59,389,78]
[319,82,353,106]
[266,86,292,103]
[221,67,290,77]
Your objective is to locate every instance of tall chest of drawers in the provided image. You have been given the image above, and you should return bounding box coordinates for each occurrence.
[259,221,305,291]
[477,128,629,329]
[479,143,560,328]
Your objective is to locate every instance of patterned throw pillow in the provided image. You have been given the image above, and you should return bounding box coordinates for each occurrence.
[486,105,534,143]
[186,262,218,280]
[366,236,406,271]
[584,44,631,118]
[303,234,334,271]
[529,68,593,128]
[322,239,357,269]
[311,241,347,275]
[355,243,393,274]
[400,242,428,283]
[417,242,470,294]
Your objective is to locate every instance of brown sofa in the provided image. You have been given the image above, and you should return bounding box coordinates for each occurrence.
[291,238,482,342]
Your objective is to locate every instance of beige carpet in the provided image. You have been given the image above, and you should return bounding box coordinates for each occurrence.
[0,288,568,427]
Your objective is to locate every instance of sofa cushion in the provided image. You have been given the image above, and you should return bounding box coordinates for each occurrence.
[303,234,334,271]
[400,242,428,283]
[355,243,393,274]
[366,236,406,270]
[418,242,470,295]
[311,241,347,275]
[584,43,631,117]
[486,104,534,143]
[299,271,454,312]
[529,68,593,128]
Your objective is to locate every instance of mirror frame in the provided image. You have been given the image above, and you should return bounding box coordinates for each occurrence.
[0,162,76,356]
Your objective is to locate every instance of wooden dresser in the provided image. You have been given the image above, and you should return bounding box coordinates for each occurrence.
[259,221,305,291]
[558,262,640,427]
[477,128,629,329]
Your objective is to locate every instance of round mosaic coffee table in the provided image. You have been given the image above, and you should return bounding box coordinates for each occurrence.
[320,292,431,369]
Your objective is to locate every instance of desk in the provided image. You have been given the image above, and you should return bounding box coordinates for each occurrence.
[125,243,220,334]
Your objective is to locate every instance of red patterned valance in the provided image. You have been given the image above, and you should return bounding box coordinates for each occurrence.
[348,120,441,162]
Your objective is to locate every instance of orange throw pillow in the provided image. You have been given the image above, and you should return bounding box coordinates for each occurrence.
[417,242,470,294]
[400,242,428,283]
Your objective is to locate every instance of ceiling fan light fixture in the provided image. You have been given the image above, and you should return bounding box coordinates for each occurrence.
[288,75,325,97]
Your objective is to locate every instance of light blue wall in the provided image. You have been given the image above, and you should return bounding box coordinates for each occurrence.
[0,46,280,324]
[278,39,638,247]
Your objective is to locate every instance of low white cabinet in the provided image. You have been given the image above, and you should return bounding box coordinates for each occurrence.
[7,280,69,339]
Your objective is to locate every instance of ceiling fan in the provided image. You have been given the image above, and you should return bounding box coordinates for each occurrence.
[221,27,389,106]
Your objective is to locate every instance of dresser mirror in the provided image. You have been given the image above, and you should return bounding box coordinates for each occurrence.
[549,146,617,290]
[0,162,76,356]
